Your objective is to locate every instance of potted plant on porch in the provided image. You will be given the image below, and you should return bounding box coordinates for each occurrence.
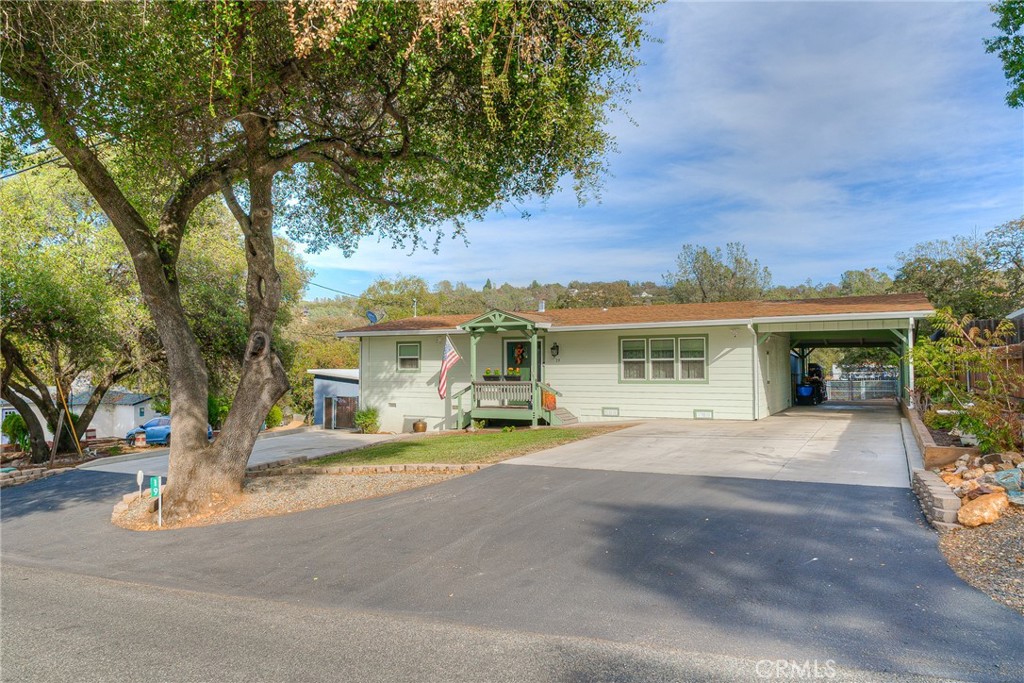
[504,367,522,381]
[483,368,500,382]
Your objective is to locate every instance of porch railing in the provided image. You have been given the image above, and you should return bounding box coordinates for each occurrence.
[473,380,534,407]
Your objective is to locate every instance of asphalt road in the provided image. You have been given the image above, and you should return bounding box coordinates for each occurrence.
[77,428,390,476]
[2,464,1022,682]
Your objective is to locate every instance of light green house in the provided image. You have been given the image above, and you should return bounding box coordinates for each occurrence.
[337,293,933,433]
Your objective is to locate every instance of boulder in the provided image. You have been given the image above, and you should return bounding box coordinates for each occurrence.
[957,491,1009,528]
[982,464,996,473]
[981,453,1004,466]
[962,467,986,480]
[1001,452,1023,465]
[940,473,964,487]
[954,479,981,498]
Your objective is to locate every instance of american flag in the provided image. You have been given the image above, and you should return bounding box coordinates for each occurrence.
[438,336,462,399]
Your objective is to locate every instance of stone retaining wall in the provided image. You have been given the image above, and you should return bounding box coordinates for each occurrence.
[911,469,962,532]
[0,467,74,489]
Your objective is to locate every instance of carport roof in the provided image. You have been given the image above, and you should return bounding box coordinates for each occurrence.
[338,293,933,336]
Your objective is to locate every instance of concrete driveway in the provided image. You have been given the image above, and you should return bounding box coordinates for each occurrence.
[509,402,912,487]
[77,428,391,477]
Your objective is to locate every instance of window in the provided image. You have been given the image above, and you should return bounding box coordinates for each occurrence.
[679,337,706,380]
[620,339,646,380]
[139,407,145,417]
[397,342,421,371]
[650,338,675,380]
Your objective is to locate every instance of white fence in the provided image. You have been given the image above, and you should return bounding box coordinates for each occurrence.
[825,379,898,401]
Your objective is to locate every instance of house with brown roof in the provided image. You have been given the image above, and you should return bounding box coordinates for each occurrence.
[337,293,934,433]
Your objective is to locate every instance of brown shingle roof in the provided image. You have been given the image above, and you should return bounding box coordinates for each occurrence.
[340,293,933,334]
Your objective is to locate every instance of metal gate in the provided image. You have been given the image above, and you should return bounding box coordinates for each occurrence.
[825,379,898,401]
[324,396,358,429]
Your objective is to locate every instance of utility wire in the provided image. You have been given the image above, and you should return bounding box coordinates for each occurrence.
[305,280,361,299]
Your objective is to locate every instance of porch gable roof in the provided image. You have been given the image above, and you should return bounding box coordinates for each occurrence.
[459,309,548,333]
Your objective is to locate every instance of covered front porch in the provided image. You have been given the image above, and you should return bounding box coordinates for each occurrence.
[450,310,573,428]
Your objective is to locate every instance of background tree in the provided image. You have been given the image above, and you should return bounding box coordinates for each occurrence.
[355,275,438,321]
[0,165,155,461]
[667,242,773,303]
[891,235,1011,319]
[1,1,653,519]
[985,217,1024,308]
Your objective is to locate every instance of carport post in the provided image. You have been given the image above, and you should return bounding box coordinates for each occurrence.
[907,318,916,408]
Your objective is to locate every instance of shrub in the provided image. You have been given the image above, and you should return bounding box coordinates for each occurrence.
[265,405,284,429]
[923,408,959,432]
[354,407,380,434]
[207,395,231,429]
[472,419,488,430]
[502,425,516,433]
[2,412,30,452]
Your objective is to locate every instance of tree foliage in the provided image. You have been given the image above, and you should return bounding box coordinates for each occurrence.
[667,242,773,303]
[891,233,1015,319]
[987,0,1024,108]
[0,0,654,518]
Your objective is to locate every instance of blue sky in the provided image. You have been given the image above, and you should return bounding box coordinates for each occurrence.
[300,1,1023,299]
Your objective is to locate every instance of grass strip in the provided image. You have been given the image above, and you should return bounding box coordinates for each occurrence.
[308,424,630,467]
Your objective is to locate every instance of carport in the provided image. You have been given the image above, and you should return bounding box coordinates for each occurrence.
[752,311,927,411]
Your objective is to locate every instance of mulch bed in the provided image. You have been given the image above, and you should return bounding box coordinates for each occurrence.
[112,471,466,531]
[940,507,1024,615]
[927,426,963,447]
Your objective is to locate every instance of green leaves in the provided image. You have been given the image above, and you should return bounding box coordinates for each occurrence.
[987,0,1024,108]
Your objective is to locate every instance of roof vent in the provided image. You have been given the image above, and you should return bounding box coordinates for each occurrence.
[538,299,546,312]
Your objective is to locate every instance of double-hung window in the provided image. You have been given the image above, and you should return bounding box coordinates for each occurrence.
[679,337,706,380]
[397,342,421,371]
[650,338,675,380]
[620,336,708,382]
[620,339,646,380]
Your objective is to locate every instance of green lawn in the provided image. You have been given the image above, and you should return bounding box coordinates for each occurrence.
[307,424,629,467]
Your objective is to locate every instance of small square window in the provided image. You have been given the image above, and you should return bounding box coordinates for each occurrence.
[139,407,145,417]
[397,342,421,371]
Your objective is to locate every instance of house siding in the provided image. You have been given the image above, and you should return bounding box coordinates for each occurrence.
[363,326,758,432]
[544,327,754,422]
[757,333,792,417]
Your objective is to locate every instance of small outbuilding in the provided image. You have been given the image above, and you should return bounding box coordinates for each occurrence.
[307,369,360,427]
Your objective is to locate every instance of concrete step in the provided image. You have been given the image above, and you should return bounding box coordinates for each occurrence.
[554,408,579,425]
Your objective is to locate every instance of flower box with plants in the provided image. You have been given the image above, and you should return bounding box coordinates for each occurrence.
[483,368,500,381]
[503,367,522,381]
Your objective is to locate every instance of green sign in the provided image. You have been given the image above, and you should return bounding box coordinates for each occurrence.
[150,476,160,498]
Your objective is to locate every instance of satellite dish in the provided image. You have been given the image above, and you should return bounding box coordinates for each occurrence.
[366,310,387,324]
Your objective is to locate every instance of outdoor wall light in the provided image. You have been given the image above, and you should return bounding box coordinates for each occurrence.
[550,342,560,358]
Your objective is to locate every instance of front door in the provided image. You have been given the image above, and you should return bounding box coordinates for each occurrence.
[504,338,543,382]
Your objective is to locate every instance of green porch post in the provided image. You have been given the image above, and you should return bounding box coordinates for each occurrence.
[470,332,480,412]
[530,330,539,427]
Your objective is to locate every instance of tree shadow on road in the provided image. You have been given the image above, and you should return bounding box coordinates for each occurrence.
[583,475,1024,681]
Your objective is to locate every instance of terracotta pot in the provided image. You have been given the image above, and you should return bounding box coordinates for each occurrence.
[412,419,427,433]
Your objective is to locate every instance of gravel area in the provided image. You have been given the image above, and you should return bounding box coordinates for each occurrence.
[113,472,465,531]
[940,507,1024,615]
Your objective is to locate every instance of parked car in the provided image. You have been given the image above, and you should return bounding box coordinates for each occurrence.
[125,417,213,446]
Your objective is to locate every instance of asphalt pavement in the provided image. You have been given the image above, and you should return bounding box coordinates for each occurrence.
[77,428,390,476]
[2,462,1023,682]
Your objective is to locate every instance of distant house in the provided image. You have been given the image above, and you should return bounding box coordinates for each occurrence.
[69,390,157,439]
[307,369,360,427]
[338,293,934,433]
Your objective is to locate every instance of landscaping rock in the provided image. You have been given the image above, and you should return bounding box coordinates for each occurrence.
[962,467,986,480]
[981,453,1004,466]
[940,472,964,487]
[999,452,1023,465]
[983,464,997,473]
[957,491,1010,528]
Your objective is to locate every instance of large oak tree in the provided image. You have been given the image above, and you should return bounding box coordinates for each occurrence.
[1,1,652,519]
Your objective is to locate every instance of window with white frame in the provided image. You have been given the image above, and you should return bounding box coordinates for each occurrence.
[650,338,675,380]
[679,337,706,380]
[397,342,421,371]
[620,339,646,380]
